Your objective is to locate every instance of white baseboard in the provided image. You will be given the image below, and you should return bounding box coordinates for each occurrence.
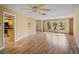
[0,47,4,51]
[74,37,79,49]
[15,32,36,42]
[76,40,79,49]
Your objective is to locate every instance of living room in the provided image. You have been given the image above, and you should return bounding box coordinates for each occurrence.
[0,4,79,54]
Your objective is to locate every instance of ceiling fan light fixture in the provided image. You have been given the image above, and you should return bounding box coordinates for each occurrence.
[42,13,46,15]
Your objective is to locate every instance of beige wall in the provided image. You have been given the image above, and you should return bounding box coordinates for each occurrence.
[0,5,36,48]
[74,8,79,48]
[15,13,28,40]
[27,17,36,34]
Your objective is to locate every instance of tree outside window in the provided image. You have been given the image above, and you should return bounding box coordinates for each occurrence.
[52,22,57,30]
[59,22,65,30]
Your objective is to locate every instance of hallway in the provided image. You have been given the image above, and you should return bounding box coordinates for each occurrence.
[0,32,79,54]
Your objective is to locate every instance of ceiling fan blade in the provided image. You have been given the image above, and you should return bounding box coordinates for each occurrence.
[38,11,46,15]
[34,4,37,7]
[39,8,50,11]
[37,4,45,8]
[27,4,33,8]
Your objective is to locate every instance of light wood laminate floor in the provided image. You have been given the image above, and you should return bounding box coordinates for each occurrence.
[0,32,79,54]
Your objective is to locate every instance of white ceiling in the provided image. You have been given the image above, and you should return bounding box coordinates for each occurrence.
[2,4,79,19]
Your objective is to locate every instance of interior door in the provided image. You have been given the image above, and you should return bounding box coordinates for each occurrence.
[0,14,3,49]
[36,20,41,32]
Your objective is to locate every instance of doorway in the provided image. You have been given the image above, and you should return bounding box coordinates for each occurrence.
[3,12,16,46]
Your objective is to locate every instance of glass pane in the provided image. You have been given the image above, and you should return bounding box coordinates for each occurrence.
[47,22,51,29]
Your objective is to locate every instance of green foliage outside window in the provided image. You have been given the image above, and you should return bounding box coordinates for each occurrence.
[52,22,57,30]
[47,22,51,29]
[59,22,65,30]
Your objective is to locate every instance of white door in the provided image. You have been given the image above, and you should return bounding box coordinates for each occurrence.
[0,13,3,49]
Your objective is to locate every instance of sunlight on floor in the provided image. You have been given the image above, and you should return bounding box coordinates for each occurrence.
[46,33,69,50]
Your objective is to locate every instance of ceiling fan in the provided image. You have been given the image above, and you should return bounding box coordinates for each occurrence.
[26,4,50,15]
